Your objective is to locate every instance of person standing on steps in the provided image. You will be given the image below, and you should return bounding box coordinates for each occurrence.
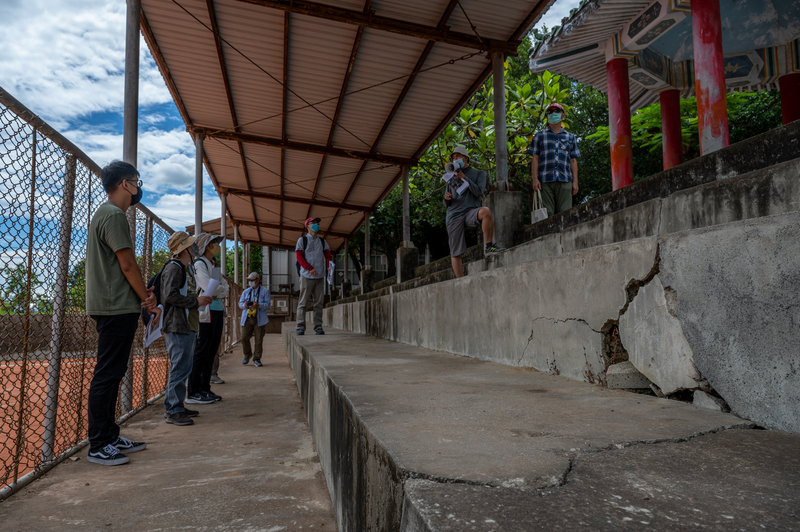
[161,231,213,426]
[239,272,271,366]
[85,160,159,466]
[186,233,229,405]
[443,145,506,279]
[529,103,581,217]
[295,217,333,335]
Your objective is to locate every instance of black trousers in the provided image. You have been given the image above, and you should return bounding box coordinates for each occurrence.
[188,310,224,396]
[87,313,140,452]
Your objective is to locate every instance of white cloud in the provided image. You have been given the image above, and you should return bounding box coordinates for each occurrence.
[537,0,585,33]
[149,193,223,233]
[0,0,171,128]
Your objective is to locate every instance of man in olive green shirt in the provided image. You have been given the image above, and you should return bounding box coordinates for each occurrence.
[85,160,158,466]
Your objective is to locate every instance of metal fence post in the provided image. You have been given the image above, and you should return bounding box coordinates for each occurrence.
[141,217,153,402]
[42,155,77,463]
[119,210,136,413]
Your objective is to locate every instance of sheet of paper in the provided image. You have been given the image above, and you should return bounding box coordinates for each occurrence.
[201,277,220,312]
[441,171,456,183]
[211,266,220,280]
[441,172,469,195]
[144,305,164,348]
[327,260,335,285]
[455,179,469,195]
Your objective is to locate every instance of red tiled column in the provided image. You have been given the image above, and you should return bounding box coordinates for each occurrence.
[691,0,729,154]
[779,73,800,125]
[607,58,634,189]
[660,89,683,170]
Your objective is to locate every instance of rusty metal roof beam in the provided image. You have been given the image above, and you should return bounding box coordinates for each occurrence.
[231,0,518,55]
[192,127,417,166]
[223,187,371,212]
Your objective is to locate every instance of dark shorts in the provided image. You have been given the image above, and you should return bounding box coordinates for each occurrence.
[446,208,481,257]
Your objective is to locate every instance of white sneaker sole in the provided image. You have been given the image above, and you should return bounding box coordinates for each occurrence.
[87,455,130,466]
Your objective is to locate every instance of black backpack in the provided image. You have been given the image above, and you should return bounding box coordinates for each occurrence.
[141,259,185,326]
[295,234,326,274]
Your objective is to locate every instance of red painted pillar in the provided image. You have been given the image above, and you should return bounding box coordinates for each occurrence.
[691,0,729,154]
[606,58,634,190]
[660,89,683,170]
[779,73,800,124]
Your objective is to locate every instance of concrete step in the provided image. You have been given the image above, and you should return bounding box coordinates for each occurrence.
[284,326,800,532]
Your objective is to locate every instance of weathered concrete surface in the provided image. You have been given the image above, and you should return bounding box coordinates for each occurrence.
[619,275,698,394]
[693,390,728,412]
[282,327,775,532]
[0,338,336,531]
[606,360,652,389]
[660,211,800,432]
[325,237,659,382]
[397,245,419,284]
[483,190,524,250]
[401,429,800,531]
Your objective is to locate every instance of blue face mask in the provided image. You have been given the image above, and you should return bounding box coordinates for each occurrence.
[310,224,319,232]
[547,112,562,125]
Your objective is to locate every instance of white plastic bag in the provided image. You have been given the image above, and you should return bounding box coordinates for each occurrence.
[531,189,548,224]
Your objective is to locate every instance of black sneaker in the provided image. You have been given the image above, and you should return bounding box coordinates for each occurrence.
[315,328,325,335]
[202,390,222,402]
[184,408,199,417]
[165,411,194,426]
[185,393,214,405]
[296,328,305,335]
[242,356,250,365]
[113,436,146,453]
[87,444,130,466]
[484,242,506,254]
[253,360,263,367]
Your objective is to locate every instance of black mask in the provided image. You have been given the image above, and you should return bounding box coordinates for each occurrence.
[128,182,143,206]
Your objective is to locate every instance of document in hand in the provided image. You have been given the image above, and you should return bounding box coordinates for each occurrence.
[144,305,164,348]
[201,277,220,312]
[327,260,335,285]
[441,172,469,195]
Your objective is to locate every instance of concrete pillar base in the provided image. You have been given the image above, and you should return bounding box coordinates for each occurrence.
[483,191,523,249]
[396,243,419,284]
[360,267,374,295]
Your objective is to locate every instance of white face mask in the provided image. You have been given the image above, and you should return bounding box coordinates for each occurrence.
[248,281,257,288]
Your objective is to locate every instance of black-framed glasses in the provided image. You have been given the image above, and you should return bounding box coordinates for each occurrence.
[126,179,143,188]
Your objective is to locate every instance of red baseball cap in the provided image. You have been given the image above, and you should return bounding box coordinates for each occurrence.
[305,217,321,227]
[546,103,565,113]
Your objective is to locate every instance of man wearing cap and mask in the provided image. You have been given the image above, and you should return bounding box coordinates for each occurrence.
[162,232,213,426]
[295,217,333,335]
[529,103,581,216]
[443,145,506,278]
[85,160,159,466]
[239,272,271,365]
[187,233,229,404]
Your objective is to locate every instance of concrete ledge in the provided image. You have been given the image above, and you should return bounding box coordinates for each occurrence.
[283,326,760,531]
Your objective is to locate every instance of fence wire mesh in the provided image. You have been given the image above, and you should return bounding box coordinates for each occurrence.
[0,89,177,496]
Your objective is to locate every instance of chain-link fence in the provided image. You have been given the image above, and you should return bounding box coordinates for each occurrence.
[0,87,175,498]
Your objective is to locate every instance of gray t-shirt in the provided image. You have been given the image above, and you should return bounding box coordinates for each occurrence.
[443,166,486,224]
[295,234,330,280]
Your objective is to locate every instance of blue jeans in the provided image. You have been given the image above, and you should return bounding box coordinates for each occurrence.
[164,331,197,414]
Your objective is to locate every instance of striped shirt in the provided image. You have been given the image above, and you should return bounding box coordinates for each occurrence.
[528,127,581,183]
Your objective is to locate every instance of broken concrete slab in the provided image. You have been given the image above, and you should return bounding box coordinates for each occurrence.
[660,211,800,432]
[284,326,753,532]
[606,361,652,389]
[400,429,800,531]
[619,275,698,394]
[693,390,728,412]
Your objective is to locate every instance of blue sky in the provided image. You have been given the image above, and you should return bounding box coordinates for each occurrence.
[0,0,581,231]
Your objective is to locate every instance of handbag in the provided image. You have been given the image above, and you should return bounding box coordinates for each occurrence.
[531,189,548,224]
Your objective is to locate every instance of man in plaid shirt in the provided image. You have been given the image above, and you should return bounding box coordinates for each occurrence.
[528,103,581,216]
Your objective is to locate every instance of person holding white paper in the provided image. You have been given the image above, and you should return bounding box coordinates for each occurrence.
[162,232,212,426]
[443,146,505,278]
[187,233,229,404]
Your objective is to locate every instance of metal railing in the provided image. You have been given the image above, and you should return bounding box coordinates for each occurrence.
[0,86,176,498]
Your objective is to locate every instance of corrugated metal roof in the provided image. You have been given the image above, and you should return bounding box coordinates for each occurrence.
[143,0,550,249]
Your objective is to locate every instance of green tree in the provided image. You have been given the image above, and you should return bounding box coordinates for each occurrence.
[0,264,51,315]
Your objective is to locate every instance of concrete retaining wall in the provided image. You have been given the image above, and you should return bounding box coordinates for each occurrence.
[320,211,800,432]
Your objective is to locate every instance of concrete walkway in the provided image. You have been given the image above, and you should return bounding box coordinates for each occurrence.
[285,327,800,531]
[0,335,337,532]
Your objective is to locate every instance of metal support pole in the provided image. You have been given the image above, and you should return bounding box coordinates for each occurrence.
[120,210,136,413]
[401,166,411,244]
[244,243,250,281]
[42,155,77,463]
[234,225,239,285]
[606,57,634,190]
[344,238,349,289]
[492,52,508,191]
[220,193,227,276]
[195,133,205,234]
[691,0,729,154]
[364,216,370,269]
[660,89,683,171]
[141,218,153,402]
[266,246,272,291]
